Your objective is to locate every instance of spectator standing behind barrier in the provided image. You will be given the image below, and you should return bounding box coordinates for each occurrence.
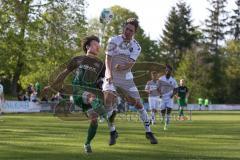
[17,91,28,101]
[27,84,34,101]
[35,81,41,96]
[30,89,38,102]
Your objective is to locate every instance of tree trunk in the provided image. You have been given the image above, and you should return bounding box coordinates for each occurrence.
[11,0,30,95]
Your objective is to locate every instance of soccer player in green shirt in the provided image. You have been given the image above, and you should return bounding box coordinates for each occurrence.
[43,35,105,153]
[198,97,203,110]
[204,98,209,110]
[176,79,189,120]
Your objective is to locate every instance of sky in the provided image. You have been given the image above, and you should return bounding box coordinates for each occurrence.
[85,0,237,40]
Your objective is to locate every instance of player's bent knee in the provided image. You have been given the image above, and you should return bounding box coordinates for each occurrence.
[135,100,143,109]
[104,91,117,107]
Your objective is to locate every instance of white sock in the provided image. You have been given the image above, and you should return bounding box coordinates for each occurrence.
[107,110,116,132]
[151,111,155,122]
[138,108,151,132]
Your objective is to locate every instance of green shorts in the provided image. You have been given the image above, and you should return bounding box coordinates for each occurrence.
[73,95,92,112]
[178,99,187,107]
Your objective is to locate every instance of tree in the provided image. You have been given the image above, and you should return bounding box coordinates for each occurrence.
[203,0,228,53]
[160,2,199,68]
[223,40,240,103]
[229,0,240,40]
[0,0,87,95]
[175,45,213,103]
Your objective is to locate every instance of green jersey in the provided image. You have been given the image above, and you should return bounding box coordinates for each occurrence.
[198,98,203,105]
[204,99,209,106]
[67,55,105,111]
[177,86,188,106]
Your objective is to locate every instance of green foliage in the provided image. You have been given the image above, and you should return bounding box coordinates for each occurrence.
[229,0,240,40]
[160,2,199,68]
[0,0,87,94]
[223,40,240,103]
[203,0,228,52]
[175,45,213,103]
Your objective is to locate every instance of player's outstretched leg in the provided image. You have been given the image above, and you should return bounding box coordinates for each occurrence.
[104,91,118,145]
[151,109,156,125]
[164,108,172,130]
[132,99,158,144]
[84,109,98,153]
[161,109,166,124]
[108,109,118,145]
[178,106,184,120]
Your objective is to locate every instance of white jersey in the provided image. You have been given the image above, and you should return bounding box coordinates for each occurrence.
[106,35,141,61]
[103,35,142,99]
[145,80,160,97]
[159,75,178,100]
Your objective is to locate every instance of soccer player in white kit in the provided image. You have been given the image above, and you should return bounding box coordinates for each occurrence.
[103,18,158,145]
[0,80,4,114]
[159,65,178,130]
[145,71,160,125]
[0,80,4,103]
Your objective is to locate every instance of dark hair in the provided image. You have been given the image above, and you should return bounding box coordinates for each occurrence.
[165,64,172,71]
[125,18,139,31]
[82,35,100,53]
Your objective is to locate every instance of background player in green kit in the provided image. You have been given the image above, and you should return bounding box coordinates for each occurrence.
[176,79,189,120]
[198,97,203,110]
[43,35,105,153]
[204,98,209,110]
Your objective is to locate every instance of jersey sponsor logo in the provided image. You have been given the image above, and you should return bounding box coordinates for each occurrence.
[93,62,100,68]
[78,64,97,73]
[107,36,140,54]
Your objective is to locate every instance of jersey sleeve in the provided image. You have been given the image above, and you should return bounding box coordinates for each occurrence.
[67,56,82,72]
[173,78,178,88]
[96,63,105,89]
[145,81,150,90]
[130,41,141,61]
[106,37,117,56]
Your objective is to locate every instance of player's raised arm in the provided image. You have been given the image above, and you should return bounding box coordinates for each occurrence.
[43,57,78,93]
[105,37,117,83]
[145,81,151,94]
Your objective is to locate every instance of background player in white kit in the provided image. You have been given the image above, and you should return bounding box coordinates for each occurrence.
[103,18,158,145]
[159,65,178,130]
[145,71,161,125]
[0,80,4,114]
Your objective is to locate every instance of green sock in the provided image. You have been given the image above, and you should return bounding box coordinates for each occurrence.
[179,108,184,116]
[85,123,98,145]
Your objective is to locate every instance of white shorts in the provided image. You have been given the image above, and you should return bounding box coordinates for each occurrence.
[102,78,140,99]
[148,96,160,110]
[160,99,173,110]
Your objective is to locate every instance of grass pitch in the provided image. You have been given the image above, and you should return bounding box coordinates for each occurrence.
[0,111,240,160]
